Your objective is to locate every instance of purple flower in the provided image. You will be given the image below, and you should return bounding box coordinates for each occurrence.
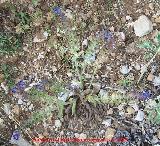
[103,30,113,41]
[35,83,44,91]
[139,90,152,100]
[53,6,62,15]
[11,87,17,93]
[17,80,26,89]
[12,130,20,140]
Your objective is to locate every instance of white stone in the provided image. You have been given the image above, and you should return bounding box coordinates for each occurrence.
[102,119,112,127]
[120,65,131,75]
[133,15,153,37]
[28,104,34,111]
[43,31,49,38]
[65,9,73,19]
[79,133,87,139]
[74,133,80,138]
[3,103,11,115]
[153,76,160,86]
[18,99,23,105]
[58,92,69,102]
[82,39,88,46]
[0,118,5,128]
[54,120,62,128]
[135,110,144,121]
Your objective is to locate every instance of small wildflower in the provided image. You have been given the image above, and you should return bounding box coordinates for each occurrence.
[12,130,20,140]
[104,30,113,41]
[11,87,17,93]
[139,89,152,100]
[53,6,62,15]
[35,83,44,91]
[17,80,26,89]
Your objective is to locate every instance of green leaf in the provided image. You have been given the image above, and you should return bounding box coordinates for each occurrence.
[139,41,153,49]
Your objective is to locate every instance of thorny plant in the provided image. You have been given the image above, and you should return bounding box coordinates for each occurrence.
[137,33,160,83]
[53,24,100,88]
[25,80,71,126]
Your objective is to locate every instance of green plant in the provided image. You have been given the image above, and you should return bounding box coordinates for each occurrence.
[118,79,132,87]
[26,80,69,126]
[0,32,22,55]
[32,0,40,6]
[147,99,160,124]
[15,11,31,33]
[138,33,160,83]
[100,92,130,105]
[1,64,15,88]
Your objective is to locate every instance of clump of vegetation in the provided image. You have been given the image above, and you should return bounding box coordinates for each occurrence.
[25,81,67,126]
[138,33,160,83]
[139,32,160,61]
[1,64,15,88]
[147,97,160,124]
[15,11,31,34]
[0,32,22,55]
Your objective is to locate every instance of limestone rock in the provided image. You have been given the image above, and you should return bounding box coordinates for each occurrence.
[134,15,153,37]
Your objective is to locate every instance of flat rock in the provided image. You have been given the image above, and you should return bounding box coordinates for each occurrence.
[105,127,116,139]
[134,15,153,37]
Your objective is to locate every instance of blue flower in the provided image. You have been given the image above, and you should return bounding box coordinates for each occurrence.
[53,6,62,15]
[17,80,26,89]
[11,87,17,93]
[103,30,113,41]
[35,83,44,91]
[139,90,152,100]
[12,130,20,140]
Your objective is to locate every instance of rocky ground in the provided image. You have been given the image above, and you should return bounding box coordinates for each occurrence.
[0,0,160,146]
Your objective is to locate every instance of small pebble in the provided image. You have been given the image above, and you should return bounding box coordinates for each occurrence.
[79,133,87,139]
[54,120,62,128]
[102,119,112,127]
[126,106,135,115]
[74,133,80,138]
[120,65,131,75]
[135,110,144,121]
[18,99,23,105]
[147,73,154,81]
[105,127,116,139]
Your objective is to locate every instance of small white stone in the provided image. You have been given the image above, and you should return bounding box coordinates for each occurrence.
[74,133,80,138]
[3,103,11,115]
[134,62,141,70]
[43,31,49,38]
[153,76,160,86]
[102,119,112,127]
[99,89,108,97]
[54,120,62,128]
[119,32,125,41]
[135,110,144,121]
[18,99,23,105]
[28,104,34,111]
[133,15,153,37]
[82,39,88,47]
[1,82,8,94]
[58,92,69,102]
[79,133,87,139]
[65,9,73,19]
[120,65,131,75]
[0,118,5,128]
[126,15,132,21]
